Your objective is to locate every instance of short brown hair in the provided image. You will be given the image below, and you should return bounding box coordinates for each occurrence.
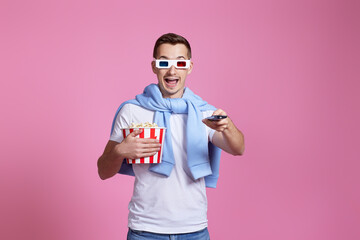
[153,33,192,59]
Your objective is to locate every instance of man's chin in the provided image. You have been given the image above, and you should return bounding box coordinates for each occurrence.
[159,86,184,98]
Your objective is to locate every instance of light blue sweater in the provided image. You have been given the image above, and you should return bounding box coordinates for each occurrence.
[111,84,222,188]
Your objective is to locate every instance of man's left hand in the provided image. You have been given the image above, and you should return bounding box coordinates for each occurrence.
[202,109,245,155]
[202,109,229,132]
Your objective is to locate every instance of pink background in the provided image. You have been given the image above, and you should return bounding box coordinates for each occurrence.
[1,0,359,239]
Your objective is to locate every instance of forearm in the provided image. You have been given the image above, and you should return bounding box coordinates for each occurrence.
[213,118,245,156]
[222,119,245,155]
[97,145,124,180]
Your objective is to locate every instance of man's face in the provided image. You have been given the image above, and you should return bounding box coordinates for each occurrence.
[152,43,193,99]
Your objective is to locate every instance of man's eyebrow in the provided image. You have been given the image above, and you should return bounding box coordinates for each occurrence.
[157,56,187,59]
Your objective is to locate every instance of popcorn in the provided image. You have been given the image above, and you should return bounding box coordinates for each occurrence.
[129,122,158,128]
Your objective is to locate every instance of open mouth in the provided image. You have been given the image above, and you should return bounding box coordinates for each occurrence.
[164,77,179,88]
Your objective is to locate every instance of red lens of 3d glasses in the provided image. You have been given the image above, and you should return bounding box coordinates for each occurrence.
[176,61,187,67]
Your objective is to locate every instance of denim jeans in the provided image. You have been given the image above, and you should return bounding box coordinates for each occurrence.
[127,227,210,240]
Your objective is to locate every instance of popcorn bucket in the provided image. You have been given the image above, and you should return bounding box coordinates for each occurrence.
[122,127,166,164]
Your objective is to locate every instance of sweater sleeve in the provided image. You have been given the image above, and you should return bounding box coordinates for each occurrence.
[201,110,216,143]
[110,104,132,142]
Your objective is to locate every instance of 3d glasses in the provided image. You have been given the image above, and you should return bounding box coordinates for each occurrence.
[155,59,191,69]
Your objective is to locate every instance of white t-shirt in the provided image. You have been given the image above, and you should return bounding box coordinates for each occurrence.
[110,103,216,234]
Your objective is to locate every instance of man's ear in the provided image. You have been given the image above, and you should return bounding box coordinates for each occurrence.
[187,61,194,74]
[151,61,157,74]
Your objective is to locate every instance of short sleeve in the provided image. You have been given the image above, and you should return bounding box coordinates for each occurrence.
[110,104,132,143]
[202,110,216,143]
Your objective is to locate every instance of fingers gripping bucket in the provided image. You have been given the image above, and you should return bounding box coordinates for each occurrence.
[122,127,166,164]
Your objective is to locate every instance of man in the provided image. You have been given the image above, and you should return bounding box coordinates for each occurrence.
[97,33,245,239]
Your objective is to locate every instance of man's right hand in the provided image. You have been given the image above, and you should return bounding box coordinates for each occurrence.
[97,130,161,180]
[114,129,161,160]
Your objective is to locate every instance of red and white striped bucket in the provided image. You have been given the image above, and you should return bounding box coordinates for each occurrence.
[121,127,166,164]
